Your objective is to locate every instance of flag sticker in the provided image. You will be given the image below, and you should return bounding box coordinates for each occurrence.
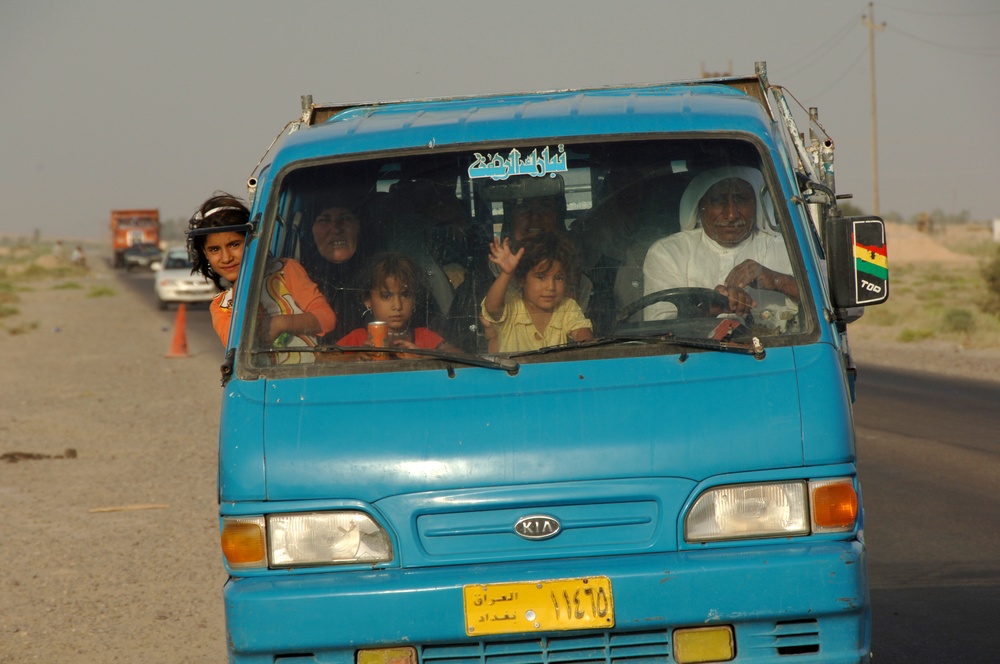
[852,221,888,304]
[854,243,888,280]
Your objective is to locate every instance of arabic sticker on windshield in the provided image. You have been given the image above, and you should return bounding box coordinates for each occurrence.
[468,145,567,181]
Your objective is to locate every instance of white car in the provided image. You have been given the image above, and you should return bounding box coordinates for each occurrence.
[153,247,217,310]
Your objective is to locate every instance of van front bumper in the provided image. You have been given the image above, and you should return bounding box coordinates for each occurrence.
[225,539,870,664]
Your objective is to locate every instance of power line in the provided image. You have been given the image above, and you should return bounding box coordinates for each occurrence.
[774,1,997,218]
[808,46,869,101]
[779,16,861,81]
[877,3,1000,17]
[886,24,1000,57]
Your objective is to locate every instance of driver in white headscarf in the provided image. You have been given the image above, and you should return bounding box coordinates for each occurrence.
[641,165,799,321]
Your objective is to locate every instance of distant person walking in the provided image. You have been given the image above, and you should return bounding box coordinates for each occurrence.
[71,245,87,268]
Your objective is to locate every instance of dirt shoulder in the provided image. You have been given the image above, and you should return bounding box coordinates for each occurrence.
[0,256,227,662]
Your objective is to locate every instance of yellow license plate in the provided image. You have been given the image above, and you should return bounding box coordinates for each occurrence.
[464,577,614,636]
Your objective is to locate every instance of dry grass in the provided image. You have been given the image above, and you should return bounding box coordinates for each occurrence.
[0,241,97,333]
[850,224,1000,349]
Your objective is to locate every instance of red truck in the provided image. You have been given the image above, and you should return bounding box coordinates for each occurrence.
[110,209,160,268]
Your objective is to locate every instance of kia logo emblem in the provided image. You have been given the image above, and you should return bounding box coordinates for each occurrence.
[514,515,561,540]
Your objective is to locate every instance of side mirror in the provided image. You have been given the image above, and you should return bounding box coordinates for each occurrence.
[150,261,163,271]
[826,216,888,310]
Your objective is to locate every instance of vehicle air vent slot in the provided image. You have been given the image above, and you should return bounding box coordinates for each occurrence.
[420,630,670,664]
[772,619,820,656]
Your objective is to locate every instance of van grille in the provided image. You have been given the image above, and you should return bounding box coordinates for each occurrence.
[416,501,660,562]
[420,630,670,664]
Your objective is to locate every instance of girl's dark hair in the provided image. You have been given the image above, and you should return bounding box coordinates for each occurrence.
[362,252,425,297]
[361,252,433,327]
[186,192,249,289]
[513,232,580,286]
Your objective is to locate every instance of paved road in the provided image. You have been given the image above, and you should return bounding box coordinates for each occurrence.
[120,266,219,352]
[854,365,1000,663]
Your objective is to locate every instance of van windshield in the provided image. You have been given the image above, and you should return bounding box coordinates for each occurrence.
[241,138,810,371]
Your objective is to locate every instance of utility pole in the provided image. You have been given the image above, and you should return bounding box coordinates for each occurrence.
[863,2,886,216]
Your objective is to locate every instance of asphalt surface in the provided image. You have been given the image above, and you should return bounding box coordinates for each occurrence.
[855,366,1000,663]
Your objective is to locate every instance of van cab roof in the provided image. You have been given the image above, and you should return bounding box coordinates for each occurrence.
[266,79,775,173]
[303,70,771,126]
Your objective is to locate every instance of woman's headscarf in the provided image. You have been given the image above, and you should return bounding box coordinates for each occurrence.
[299,190,375,341]
[678,165,773,233]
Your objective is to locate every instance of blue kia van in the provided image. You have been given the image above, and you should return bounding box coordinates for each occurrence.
[213,62,886,663]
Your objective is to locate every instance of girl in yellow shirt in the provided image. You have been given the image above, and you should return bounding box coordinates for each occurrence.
[482,232,593,353]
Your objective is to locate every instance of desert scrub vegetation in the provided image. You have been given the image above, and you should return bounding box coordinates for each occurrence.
[0,278,24,329]
[6,320,39,335]
[852,244,1000,348]
[0,280,19,316]
[0,280,17,301]
[87,285,116,298]
[0,241,102,334]
[0,241,91,278]
[981,247,1000,315]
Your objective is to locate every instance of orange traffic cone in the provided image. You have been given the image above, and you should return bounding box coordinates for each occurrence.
[166,303,190,359]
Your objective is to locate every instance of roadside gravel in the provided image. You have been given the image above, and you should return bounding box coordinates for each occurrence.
[0,259,227,662]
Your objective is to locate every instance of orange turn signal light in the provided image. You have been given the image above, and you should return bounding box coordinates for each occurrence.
[221,519,266,567]
[811,481,858,531]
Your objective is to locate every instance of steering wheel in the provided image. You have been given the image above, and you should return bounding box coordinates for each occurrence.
[616,287,730,323]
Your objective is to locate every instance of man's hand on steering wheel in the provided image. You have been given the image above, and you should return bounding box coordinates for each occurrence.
[724,259,799,302]
[713,284,756,315]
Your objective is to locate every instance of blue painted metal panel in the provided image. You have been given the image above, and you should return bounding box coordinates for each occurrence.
[218,378,267,501]
[247,348,824,504]
[224,540,869,663]
[266,87,773,174]
[794,343,858,465]
[378,478,690,567]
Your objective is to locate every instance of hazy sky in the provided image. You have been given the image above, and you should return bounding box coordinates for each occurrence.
[3,0,998,240]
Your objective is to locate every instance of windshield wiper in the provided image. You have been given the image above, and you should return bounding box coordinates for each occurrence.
[259,344,520,373]
[506,337,615,359]
[504,332,765,360]
[597,333,766,359]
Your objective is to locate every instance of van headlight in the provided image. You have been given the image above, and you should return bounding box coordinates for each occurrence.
[685,481,809,542]
[684,479,858,543]
[221,511,393,569]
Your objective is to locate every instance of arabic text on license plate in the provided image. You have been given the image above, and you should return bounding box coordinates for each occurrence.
[463,577,614,636]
